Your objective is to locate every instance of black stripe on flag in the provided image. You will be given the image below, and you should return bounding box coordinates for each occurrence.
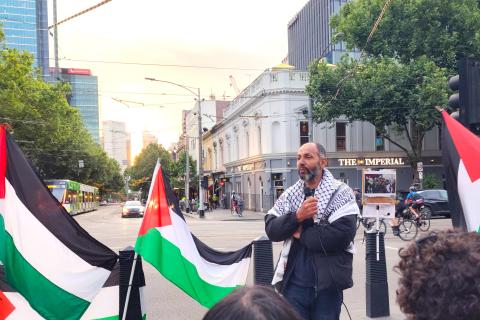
[442,121,467,230]
[0,265,14,292]
[162,169,253,265]
[4,133,118,270]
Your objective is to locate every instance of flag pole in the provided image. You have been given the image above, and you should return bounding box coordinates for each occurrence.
[121,251,139,320]
[122,159,159,319]
[435,105,444,112]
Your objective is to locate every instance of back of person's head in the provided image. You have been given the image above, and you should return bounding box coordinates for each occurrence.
[202,285,301,320]
[409,185,416,192]
[396,229,480,320]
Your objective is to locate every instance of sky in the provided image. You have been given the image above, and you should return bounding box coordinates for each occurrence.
[50,0,310,158]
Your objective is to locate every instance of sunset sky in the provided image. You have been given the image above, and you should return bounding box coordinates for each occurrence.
[50,0,310,157]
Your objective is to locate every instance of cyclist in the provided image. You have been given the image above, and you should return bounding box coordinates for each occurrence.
[405,186,422,222]
[231,192,238,215]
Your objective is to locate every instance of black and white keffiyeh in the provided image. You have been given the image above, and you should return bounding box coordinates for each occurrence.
[268,169,359,286]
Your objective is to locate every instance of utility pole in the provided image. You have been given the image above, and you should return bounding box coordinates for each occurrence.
[197,91,205,217]
[185,135,190,212]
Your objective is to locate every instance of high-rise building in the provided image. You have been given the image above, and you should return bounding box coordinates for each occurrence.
[142,131,157,149]
[54,68,100,143]
[0,0,49,76]
[287,0,360,70]
[102,120,129,171]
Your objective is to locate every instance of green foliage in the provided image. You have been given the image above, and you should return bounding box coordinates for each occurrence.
[332,0,480,71]
[124,144,173,198]
[169,150,197,189]
[0,37,123,195]
[422,173,441,189]
[307,56,448,165]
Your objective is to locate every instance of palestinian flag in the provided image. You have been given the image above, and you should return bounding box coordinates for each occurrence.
[0,262,145,320]
[441,111,480,232]
[0,126,118,319]
[135,163,252,308]
[81,262,146,320]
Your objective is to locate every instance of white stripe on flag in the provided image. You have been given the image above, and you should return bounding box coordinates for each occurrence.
[80,286,118,320]
[457,160,480,232]
[157,210,250,287]
[0,180,110,301]
[4,292,44,320]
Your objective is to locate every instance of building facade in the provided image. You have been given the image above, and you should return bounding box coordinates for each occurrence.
[199,66,443,212]
[102,120,129,172]
[287,0,360,70]
[142,131,158,149]
[54,68,100,143]
[0,0,49,76]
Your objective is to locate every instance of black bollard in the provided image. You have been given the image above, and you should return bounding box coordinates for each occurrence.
[253,236,274,286]
[119,246,146,320]
[365,231,390,318]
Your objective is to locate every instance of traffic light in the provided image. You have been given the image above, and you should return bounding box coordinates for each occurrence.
[219,180,224,187]
[448,57,480,133]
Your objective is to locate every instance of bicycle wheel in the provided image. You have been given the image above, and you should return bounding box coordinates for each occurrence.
[364,218,387,234]
[419,207,431,232]
[398,219,418,241]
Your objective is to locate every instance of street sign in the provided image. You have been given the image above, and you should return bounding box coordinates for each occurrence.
[419,171,424,180]
[417,162,423,172]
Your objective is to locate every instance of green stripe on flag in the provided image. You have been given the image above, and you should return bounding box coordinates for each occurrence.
[0,215,89,320]
[135,228,239,308]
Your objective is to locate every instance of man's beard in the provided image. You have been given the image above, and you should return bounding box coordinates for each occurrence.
[299,164,322,182]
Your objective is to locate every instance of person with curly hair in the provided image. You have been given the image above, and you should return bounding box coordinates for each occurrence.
[396,229,480,320]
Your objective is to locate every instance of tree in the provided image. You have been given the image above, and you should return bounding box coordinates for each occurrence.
[124,144,173,199]
[0,28,123,193]
[331,0,480,71]
[169,150,197,191]
[307,57,448,170]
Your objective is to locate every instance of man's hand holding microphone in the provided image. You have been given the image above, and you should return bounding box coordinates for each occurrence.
[293,188,317,239]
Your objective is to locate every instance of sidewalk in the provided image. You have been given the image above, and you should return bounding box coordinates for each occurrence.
[183,207,266,221]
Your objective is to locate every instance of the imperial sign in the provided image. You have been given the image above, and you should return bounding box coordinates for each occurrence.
[338,157,406,166]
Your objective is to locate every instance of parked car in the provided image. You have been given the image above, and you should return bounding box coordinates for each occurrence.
[121,200,144,218]
[417,189,450,218]
[396,189,450,218]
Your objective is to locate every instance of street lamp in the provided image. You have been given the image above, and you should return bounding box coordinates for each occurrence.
[308,32,345,142]
[145,77,205,217]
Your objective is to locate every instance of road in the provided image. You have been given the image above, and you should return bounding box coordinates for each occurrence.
[75,205,453,320]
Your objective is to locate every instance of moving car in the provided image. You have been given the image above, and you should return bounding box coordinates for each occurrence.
[121,200,144,218]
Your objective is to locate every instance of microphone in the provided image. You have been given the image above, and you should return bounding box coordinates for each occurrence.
[302,187,315,230]
[304,187,315,199]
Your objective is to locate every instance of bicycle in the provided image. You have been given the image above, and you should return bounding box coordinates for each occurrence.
[395,211,419,241]
[356,215,387,234]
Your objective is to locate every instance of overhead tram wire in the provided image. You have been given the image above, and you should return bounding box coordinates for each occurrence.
[51,58,265,72]
[325,0,394,104]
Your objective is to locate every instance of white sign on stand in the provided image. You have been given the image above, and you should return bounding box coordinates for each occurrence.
[362,169,397,261]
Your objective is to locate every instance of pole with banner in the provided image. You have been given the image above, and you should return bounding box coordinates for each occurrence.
[417,162,424,189]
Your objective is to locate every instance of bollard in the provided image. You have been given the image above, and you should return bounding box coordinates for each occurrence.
[253,236,274,286]
[119,246,146,320]
[365,232,390,318]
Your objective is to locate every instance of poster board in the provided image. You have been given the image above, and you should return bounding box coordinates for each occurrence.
[362,169,396,218]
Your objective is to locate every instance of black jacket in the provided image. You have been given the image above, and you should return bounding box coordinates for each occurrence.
[265,212,356,292]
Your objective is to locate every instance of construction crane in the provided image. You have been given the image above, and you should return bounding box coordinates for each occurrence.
[229,75,240,95]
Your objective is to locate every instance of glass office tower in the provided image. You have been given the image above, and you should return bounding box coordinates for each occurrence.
[0,0,49,76]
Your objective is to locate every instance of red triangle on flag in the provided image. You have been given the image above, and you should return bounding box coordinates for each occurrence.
[137,164,172,236]
[443,111,480,183]
[0,290,15,320]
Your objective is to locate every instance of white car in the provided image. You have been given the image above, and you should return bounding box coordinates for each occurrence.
[121,200,145,218]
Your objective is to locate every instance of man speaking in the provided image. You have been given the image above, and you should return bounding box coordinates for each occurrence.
[265,142,359,320]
